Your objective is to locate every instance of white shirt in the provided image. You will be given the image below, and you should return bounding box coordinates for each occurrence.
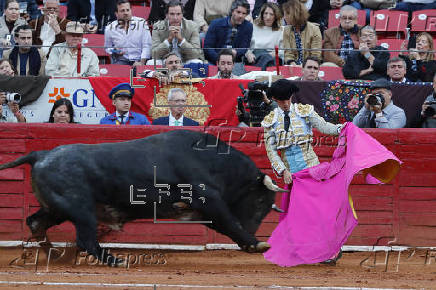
[169,112,184,126]
[0,105,18,123]
[104,16,152,61]
[116,111,129,124]
[40,22,56,55]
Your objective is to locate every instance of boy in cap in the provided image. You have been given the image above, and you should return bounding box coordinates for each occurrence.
[100,83,150,125]
[261,79,345,264]
[352,78,406,128]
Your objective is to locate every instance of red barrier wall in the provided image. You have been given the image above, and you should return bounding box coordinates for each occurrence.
[1,124,436,247]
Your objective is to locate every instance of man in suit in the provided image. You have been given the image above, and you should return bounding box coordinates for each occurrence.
[387,57,409,83]
[153,88,199,126]
[152,0,203,63]
[100,83,151,125]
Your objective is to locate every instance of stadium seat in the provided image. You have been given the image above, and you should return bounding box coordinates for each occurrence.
[267,66,300,78]
[370,10,408,37]
[319,66,344,81]
[410,9,436,33]
[59,5,67,19]
[208,65,218,77]
[131,5,151,19]
[244,66,262,72]
[377,38,404,57]
[328,9,366,29]
[99,64,132,77]
[82,34,110,64]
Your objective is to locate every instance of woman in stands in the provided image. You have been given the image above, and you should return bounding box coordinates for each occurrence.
[48,98,76,124]
[0,0,27,47]
[401,32,436,82]
[0,58,15,76]
[282,0,322,66]
[245,2,283,70]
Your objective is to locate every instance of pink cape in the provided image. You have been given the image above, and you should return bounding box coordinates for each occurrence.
[264,123,401,267]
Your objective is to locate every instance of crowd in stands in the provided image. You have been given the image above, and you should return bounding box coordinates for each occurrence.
[0,0,436,127]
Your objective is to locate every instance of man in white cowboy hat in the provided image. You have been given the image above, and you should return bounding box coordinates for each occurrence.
[45,21,100,77]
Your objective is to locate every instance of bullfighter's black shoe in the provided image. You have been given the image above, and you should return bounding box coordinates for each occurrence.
[320,250,343,266]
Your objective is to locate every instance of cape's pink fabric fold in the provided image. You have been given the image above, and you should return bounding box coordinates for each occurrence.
[264,123,401,267]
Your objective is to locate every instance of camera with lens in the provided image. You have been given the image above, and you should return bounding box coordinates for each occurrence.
[237,81,271,127]
[6,93,21,104]
[366,93,385,107]
[423,101,436,118]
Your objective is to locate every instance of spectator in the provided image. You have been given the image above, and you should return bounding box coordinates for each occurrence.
[45,21,100,77]
[0,0,27,49]
[29,0,69,56]
[352,78,406,128]
[252,0,287,20]
[148,0,196,24]
[104,0,152,66]
[3,24,45,75]
[95,0,117,34]
[193,0,233,35]
[420,73,436,128]
[203,0,252,73]
[152,0,203,64]
[400,32,436,83]
[48,98,76,123]
[291,57,322,81]
[245,2,283,70]
[142,52,199,84]
[0,91,26,122]
[152,88,199,126]
[393,0,436,12]
[0,58,15,75]
[387,57,408,83]
[16,0,41,21]
[209,49,236,79]
[306,0,332,34]
[343,25,390,80]
[282,0,322,66]
[322,5,360,67]
[100,83,151,125]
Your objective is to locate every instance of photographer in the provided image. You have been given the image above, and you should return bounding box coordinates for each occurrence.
[0,91,26,122]
[352,78,406,129]
[236,80,277,127]
[421,73,436,128]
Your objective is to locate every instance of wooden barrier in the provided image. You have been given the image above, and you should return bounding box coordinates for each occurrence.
[1,124,436,247]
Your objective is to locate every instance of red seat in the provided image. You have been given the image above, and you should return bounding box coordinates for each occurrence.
[59,5,67,19]
[82,34,110,64]
[99,64,132,77]
[377,38,404,57]
[319,66,344,81]
[131,5,151,20]
[411,9,436,33]
[244,65,262,72]
[267,66,301,78]
[370,10,408,37]
[328,9,366,29]
[208,65,218,77]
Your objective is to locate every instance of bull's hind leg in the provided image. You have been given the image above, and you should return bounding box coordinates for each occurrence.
[193,194,262,252]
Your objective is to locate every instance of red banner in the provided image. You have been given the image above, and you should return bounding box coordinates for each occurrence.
[88,77,251,126]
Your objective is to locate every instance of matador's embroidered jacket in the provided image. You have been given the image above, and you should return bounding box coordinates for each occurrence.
[262,103,343,175]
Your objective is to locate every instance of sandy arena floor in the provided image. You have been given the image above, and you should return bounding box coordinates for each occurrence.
[1,247,436,289]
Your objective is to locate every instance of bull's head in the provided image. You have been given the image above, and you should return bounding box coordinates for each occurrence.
[232,174,286,236]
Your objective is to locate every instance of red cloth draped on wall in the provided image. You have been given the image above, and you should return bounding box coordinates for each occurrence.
[89,77,251,126]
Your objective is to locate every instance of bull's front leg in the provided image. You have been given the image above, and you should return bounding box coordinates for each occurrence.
[193,195,268,253]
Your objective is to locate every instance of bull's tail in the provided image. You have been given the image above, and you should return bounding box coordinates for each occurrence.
[0,151,46,170]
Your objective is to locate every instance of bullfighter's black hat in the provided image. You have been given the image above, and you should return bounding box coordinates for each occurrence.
[267,79,299,100]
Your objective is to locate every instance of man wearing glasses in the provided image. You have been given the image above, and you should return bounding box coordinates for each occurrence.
[29,0,69,56]
[342,25,390,80]
[322,5,360,67]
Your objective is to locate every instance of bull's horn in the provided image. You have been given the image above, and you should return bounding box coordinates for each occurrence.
[271,204,284,213]
[256,242,271,252]
[263,175,287,192]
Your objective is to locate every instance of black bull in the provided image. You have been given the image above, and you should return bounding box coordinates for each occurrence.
[0,130,285,266]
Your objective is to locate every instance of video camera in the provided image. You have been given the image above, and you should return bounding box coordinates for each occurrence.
[366,93,385,107]
[423,101,436,118]
[237,81,271,127]
[6,93,21,104]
